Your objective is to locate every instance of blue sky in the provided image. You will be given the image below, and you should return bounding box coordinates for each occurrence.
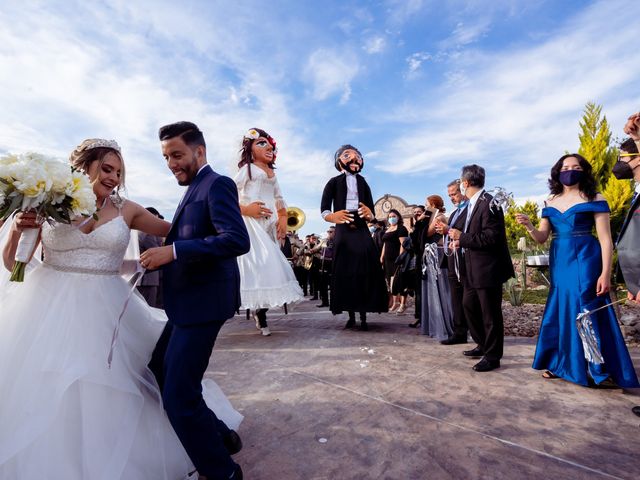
[1,0,639,236]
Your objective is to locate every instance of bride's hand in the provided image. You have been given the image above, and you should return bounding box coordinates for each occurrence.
[13,211,39,232]
[140,245,174,270]
[596,274,610,296]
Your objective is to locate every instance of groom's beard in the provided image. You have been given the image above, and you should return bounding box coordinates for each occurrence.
[177,155,200,186]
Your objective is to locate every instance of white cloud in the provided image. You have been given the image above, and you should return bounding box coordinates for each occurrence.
[377,0,640,184]
[406,52,432,75]
[304,48,359,104]
[0,0,335,221]
[363,36,387,54]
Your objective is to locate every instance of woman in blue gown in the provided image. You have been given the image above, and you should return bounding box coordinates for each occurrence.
[516,154,639,387]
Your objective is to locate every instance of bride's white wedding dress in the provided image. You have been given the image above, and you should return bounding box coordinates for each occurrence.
[0,209,242,480]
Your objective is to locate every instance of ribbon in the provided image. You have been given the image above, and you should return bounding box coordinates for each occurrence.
[107,263,146,368]
[575,298,625,365]
[486,186,513,213]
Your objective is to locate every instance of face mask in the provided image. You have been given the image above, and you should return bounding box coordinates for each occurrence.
[459,181,467,196]
[457,200,469,209]
[388,217,398,225]
[612,160,637,180]
[559,170,583,186]
[369,226,377,233]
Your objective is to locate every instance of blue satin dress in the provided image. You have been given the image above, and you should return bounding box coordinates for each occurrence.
[532,200,639,387]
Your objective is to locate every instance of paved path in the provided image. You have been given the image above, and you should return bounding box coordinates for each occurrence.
[208,299,640,480]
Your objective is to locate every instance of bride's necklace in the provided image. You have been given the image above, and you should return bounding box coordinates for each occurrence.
[76,196,108,229]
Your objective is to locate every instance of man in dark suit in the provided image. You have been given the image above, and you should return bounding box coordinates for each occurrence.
[141,121,250,480]
[436,180,470,344]
[448,165,514,372]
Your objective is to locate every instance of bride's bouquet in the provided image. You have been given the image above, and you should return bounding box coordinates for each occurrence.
[0,152,97,281]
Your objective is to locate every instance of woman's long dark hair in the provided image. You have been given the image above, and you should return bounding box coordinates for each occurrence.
[238,127,277,180]
[548,153,597,200]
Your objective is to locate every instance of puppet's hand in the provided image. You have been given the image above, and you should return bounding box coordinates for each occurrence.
[358,203,373,221]
[327,210,355,224]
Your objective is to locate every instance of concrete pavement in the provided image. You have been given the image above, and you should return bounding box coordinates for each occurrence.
[207,299,640,480]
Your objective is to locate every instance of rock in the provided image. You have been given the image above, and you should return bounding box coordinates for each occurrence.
[619,314,639,326]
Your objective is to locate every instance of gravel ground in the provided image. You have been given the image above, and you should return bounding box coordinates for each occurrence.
[503,301,640,346]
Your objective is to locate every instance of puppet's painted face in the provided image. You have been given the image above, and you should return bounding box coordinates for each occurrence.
[338,149,363,174]
[251,136,276,165]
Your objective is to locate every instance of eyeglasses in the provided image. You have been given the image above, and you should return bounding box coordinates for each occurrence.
[619,152,639,160]
[339,151,360,161]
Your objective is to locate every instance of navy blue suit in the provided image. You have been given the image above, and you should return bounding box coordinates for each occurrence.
[149,164,250,479]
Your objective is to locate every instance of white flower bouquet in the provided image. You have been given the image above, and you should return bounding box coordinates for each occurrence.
[0,152,97,281]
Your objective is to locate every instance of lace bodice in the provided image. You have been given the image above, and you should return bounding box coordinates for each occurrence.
[41,216,130,274]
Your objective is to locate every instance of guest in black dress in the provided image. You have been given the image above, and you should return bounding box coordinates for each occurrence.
[380,209,409,313]
[320,145,388,330]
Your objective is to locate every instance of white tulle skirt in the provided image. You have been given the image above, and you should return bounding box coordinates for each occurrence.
[0,265,242,480]
[237,217,303,310]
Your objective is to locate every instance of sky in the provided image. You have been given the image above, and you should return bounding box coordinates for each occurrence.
[1,0,639,236]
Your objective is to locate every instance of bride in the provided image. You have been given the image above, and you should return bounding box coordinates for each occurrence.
[0,139,241,479]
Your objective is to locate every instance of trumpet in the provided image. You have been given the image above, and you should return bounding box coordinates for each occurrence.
[286,206,306,232]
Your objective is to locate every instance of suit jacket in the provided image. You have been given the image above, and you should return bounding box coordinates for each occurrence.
[138,232,163,287]
[320,173,375,226]
[617,193,640,244]
[444,205,468,276]
[458,192,514,288]
[615,192,640,293]
[163,165,250,326]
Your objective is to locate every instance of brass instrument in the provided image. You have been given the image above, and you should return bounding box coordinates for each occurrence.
[286,206,306,233]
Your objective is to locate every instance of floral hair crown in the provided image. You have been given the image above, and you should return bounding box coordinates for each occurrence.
[84,139,121,152]
[244,129,260,140]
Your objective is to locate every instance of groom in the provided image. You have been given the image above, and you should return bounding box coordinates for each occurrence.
[141,121,250,480]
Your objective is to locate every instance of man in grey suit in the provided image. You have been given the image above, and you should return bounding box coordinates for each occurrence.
[137,207,165,308]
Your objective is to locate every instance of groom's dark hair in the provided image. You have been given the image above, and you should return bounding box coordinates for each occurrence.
[158,121,206,148]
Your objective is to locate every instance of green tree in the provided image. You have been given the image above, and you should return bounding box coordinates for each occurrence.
[576,101,633,237]
[504,199,541,251]
[577,102,617,191]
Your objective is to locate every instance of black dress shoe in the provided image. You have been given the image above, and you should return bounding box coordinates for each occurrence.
[316,303,329,308]
[463,347,483,358]
[408,320,421,328]
[344,319,356,329]
[632,406,640,417]
[223,430,243,455]
[360,321,369,331]
[441,336,468,345]
[231,464,243,480]
[473,358,500,372]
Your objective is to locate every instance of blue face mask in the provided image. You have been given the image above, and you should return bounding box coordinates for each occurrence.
[559,170,583,186]
[457,200,469,209]
[388,217,398,225]
[369,226,377,233]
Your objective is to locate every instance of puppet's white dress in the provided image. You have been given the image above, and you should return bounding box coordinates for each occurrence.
[233,165,303,309]
[0,211,242,480]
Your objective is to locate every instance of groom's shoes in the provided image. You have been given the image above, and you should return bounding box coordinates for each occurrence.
[197,465,242,480]
[230,464,243,479]
[223,430,243,455]
[473,358,500,372]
